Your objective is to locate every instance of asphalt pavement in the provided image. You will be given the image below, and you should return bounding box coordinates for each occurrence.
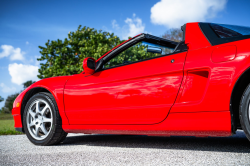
[1,130,250,165]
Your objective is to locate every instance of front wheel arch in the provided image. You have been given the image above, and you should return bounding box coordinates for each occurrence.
[23,92,67,145]
[20,87,52,133]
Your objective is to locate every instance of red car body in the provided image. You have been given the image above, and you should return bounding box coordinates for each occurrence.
[12,22,250,137]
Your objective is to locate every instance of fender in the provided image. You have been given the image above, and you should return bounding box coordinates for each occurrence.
[12,75,72,129]
[229,38,250,133]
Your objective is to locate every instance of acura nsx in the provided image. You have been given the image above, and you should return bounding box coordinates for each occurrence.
[12,22,250,145]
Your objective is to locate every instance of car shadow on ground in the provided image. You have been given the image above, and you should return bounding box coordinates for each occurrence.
[60,130,250,153]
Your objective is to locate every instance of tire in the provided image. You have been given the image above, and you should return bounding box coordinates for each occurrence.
[23,92,67,146]
[240,84,250,141]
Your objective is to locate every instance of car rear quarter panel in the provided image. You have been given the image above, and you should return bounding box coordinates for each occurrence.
[172,25,250,115]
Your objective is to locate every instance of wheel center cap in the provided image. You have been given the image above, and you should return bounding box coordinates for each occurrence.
[38,115,43,121]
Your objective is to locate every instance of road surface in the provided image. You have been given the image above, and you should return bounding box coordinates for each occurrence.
[1,130,250,165]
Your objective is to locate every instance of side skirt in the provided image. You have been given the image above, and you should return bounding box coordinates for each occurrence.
[15,127,25,133]
[62,111,232,137]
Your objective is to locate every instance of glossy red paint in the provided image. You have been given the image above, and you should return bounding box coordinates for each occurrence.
[211,45,237,63]
[12,88,30,128]
[178,70,209,103]
[64,52,187,124]
[185,22,211,50]
[173,38,250,115]
[12,76,71,128]
[63,111,231,137]
[12,22,250,138]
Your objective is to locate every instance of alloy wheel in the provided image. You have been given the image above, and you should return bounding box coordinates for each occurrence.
[26,99,53,140]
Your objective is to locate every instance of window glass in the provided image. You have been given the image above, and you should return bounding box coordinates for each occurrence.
[210,23,250,38]
[104,41,174,69]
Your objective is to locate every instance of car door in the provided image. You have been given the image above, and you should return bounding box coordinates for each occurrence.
[64,41,187,125]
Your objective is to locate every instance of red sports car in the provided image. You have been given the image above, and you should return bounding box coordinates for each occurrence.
[12,22,250,146]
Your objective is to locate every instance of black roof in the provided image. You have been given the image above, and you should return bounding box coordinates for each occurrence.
[199,22,250,45]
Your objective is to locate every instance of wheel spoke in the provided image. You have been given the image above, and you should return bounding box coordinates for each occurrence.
[35,101,40,113]
[28,109,36,119]
[29,120,36,127]
[43,117,52,123]
[35,126,40,137]
[41,105,49,115]
[26,98,54,140]
[40,124,48,135]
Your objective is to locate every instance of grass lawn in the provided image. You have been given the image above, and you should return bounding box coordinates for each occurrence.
[0,113,23,135]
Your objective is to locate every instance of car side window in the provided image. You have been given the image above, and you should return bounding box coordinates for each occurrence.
[103,41,174,69]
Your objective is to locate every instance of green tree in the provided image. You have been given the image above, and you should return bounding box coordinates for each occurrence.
[0,96,3,102]
[1,80,35,114]
[2,93,19,114]
[37,25,122,79]
[38,26,184,79]
[23,80,36,89]
[104,42,159,68]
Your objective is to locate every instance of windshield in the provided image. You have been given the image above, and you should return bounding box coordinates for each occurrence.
[210,23,250,38]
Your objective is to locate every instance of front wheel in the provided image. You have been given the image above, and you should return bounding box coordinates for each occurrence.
[23,92,67,146]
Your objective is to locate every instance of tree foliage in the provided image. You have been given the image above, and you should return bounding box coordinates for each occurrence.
[37,25,123,79]
[2,93,19,114]
[23,80,36,89]
[104,42,161,68]
[1,80,36,114]
[37,26,184,79]
[162,28,183,42]
[0,96,3,102]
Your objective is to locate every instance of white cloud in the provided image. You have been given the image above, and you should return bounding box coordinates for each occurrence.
[112,20,120,29]
[111,14,146,40]
[8,63,39,85]
[150,0,227,28]
[0,45,13,59]
[0,45,25,61]
[0,83,16,93]
[10,48,25,61]
[26,41,29,45]
[123,14,145,39]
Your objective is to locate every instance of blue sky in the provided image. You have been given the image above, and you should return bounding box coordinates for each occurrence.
[0,0,250,108]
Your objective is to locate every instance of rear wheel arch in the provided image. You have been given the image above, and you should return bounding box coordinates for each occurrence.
[230,67,250,133]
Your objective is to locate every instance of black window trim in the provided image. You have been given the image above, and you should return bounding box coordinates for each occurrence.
[99,49,187,72]
[95,33,187,72]
[199,22,250,46]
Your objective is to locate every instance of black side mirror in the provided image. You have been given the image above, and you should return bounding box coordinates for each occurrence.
[147,47,162,54]
[83,57,96,75]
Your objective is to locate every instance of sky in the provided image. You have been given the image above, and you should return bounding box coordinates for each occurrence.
[0,0,250,108]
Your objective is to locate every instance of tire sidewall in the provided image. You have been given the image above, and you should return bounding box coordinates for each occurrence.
[240,85,250,140]
[23,93,57,146]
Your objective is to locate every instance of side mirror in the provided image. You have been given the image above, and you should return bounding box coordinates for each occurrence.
[147,47,162,54]
[83,57,96,75]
